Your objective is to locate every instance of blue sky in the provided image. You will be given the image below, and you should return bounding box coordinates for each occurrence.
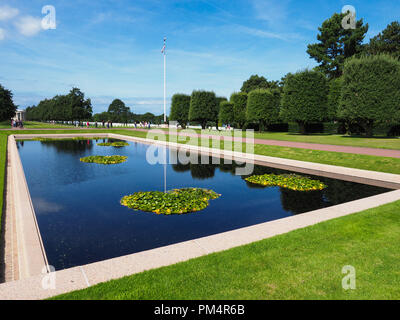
[0,0,399,115]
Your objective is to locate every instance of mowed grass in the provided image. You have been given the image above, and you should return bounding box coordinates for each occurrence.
[0,121,74,129]
[52,200,400,300]
[181,129,400,150]
[0,135,7,231]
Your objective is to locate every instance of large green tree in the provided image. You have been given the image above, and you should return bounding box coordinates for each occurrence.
[25,88,92,122]
[338,54,400,137]
[365,21,400,59]
[93,112,110,122]
[230,92,247,129]
[189,90,217,129]
[246,89,280,132]
[0,84,17,122]
[107,98,130,123]
[240,75,279,93]
[67,88,93,122]
[280,70,328,134]
[219,101,234,125]
[169,94,191,128]
[307,12,368,78]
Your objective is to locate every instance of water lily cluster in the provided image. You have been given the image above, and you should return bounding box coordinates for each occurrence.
[245,174,327,191]
[97,142,129,148]
[80,155,127,164]
[120,188,221,215]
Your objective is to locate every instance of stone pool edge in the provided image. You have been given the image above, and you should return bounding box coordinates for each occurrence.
[4,136,50,281]
[0,132,399,299]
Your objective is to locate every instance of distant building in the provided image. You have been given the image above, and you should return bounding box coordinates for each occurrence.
[12,109,26,122]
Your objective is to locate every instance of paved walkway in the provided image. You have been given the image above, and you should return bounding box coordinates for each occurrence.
[3,127,400,158]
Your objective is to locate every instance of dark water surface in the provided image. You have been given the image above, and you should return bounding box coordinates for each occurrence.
[17,139,391,270]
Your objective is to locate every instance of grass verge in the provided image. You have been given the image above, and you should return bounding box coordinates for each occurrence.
[0,135,7,232]
[186,130,400,150]
[51,200,400,300]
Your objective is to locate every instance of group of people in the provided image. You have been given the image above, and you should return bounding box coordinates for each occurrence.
[11,119,24,128]
[134,122,151,129]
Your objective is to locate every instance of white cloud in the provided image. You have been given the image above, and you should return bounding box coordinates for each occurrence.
[15,16,42,36]
[0,5,19,21]
[0,28,5,40]
[252,0,290,25]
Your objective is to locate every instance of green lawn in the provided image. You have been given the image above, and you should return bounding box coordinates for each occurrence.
[0,121,74,129]
[0,135,7,232]
[182,129,400,150]
[52,200,400,300]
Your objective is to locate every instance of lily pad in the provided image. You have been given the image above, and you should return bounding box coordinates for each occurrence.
[120,188,221,215]
[80,155,127,164]
[97,142,129,148]
[245,174,327,191]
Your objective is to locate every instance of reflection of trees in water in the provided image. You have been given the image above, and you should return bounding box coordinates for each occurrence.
[172,157,389,207]
[16,141,24,149]
[243,164,389,214]
[322,180,387,205]
[39,139,97,154]
[172,156,248,180]
[172,160,216,180]
[280,188,325,214]
[190,164,216,180]
[172,162,191,172]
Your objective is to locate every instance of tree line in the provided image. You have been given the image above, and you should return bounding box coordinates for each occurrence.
[170,15,400,136]
[24,90,165,124]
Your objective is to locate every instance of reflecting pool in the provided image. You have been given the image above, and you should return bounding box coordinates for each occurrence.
[17,139,391,270]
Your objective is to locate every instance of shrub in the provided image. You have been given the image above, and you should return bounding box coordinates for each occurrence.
[219,101,235,125]
[169,94,191,128]
[280,70,328,134]
[338,54,400,136]
[246,89,280,131]
[230,92,247,129]
[189,91,217,129]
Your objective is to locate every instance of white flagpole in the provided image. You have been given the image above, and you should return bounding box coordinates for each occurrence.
[163,37,166,124]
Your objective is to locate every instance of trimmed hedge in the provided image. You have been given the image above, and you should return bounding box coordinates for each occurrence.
[219,101,234,125]
[230,92,247,129]
[327,77,343,121]
[280,70,328,134]
[189,91,217,129]
[170,94,191,128]
[246,89,280,131]
[288,122,340,134]
[339,54,400,136]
